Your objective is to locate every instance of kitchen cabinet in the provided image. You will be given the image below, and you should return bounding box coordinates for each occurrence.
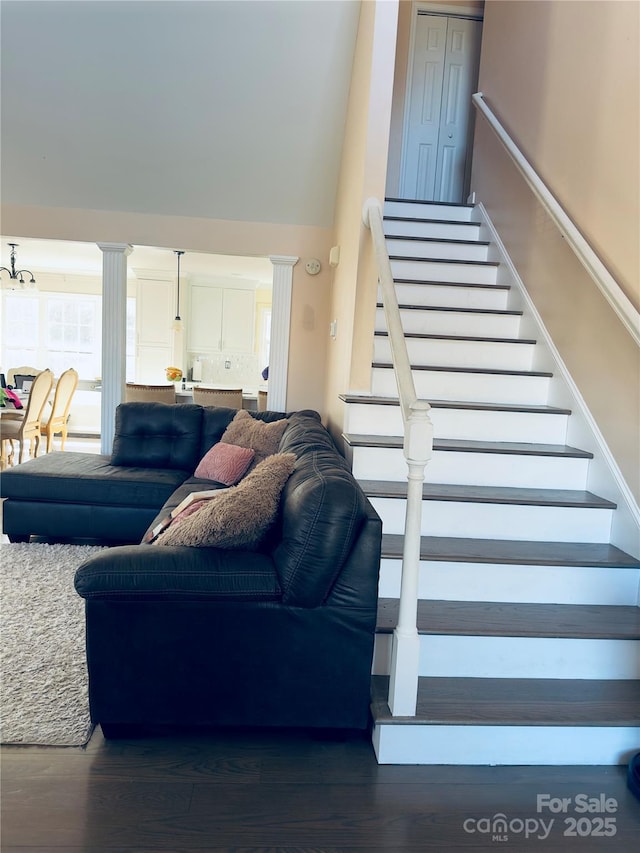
[189,284,254,353]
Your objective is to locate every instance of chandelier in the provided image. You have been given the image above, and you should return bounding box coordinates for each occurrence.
[0,243,37,290]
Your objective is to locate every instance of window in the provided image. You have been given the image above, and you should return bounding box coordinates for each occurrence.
[46,296,100,379]
[1,291,136,382]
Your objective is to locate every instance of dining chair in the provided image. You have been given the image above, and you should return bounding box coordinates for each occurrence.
[42,367,79,452]
[125,383,177,404]
[257,389,268,412]
[7,365,42,388]
[0,369,54,464]
[192,387,243,409]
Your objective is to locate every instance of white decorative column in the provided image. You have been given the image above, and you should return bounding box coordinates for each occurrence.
[268,255,298,412]
[98,242,132,454]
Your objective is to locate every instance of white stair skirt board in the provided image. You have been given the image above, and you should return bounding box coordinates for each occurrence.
[385,238,489,262]
[390,258,499,285]
[372,635,640,680]
[342,403,570,444]
[384,200,475,221]
[368,498,613,542]
[371,366,551,405]
[390,282,510,310]
[373,336,536,371]
[383,219,482,240]
[372,723,640,766]
[351,448,590,490]
[377,559,640,606]
[375,306,522,338]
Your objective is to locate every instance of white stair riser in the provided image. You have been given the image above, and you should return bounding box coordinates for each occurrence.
[369,497,613,542]
[351,447,589,489]
[373,635,639,680]
[386,238,489,262]
[384,201,475,221]
[391,282,509,310]
[390,258,498,285]
[384,218,481,240]
[378,559,640,606]
[344,403,569,444]
[375,306,522,338]
[373,336,535,371]
[371,367,550,405]
[372,723,640,765]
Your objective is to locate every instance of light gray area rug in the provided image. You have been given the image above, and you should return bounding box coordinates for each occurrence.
[0,542,106,746]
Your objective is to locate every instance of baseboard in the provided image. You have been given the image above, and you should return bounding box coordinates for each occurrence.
[476,203,640,562]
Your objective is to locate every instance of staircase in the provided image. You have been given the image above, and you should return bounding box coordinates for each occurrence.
[342,198,640,765]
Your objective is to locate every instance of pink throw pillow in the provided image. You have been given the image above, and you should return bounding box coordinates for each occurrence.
[194,442,255,485]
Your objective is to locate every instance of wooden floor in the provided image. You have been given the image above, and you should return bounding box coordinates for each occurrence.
[2,726,639,851]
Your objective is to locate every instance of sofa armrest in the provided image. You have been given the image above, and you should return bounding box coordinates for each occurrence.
[74,544,281,602]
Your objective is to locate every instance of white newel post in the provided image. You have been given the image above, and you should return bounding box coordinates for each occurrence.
[268,255,298,412]
[98,242,132,454]
[388,399,433,716]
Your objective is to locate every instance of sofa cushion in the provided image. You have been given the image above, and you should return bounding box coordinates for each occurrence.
[194,442,255,485]
[220,410,289,471]
[0,451,187,508]
[154,452,296,549]
[111,402,203,472]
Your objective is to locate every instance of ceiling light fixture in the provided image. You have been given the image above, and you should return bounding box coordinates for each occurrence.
[173,250,184,331]
[0,243,37,290]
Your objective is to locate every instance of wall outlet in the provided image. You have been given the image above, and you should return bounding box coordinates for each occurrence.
[329,319,337,339]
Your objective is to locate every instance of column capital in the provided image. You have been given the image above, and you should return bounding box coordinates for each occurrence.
[97,242,133,256]
[269,255,299,268]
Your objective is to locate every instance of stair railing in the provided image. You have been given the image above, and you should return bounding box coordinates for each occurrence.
[363,197,433,716]
[472,92,640,347]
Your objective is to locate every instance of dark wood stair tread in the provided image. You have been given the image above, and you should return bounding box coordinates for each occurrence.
[385,197,474,209]
[384,214,482,226]
[376,598,640,640]
[385,234,490,247]
[393,278,510,290]
[374,330,536,345]
[371,675,640,726]
[345,433,593,459]
[372,361,552,377]
[359,479,615,509]
[390,255,499,268]
[378,301,523,316]
[380,534,640,568]
[339,393,571,415]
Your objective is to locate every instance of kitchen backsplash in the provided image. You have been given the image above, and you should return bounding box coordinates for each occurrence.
[190,353,265,389]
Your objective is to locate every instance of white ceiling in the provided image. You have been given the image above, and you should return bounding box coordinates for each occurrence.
[0,0,361,228]
[0,235,274,284]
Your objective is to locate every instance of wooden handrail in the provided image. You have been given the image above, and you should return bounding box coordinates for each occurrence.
[472,93,640,346]
[363,198,433,716]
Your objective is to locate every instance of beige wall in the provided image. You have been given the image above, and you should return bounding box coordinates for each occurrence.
[2,203,333,415]
[324,0,400,441]
[471,0,640,499]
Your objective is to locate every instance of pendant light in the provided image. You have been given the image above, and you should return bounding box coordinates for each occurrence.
[173,250,184,331]
[0,243,37,290]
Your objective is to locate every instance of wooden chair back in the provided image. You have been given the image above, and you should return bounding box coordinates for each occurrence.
[43,368,79,452]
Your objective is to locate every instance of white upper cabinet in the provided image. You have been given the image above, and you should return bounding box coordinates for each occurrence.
[189,284,254,353]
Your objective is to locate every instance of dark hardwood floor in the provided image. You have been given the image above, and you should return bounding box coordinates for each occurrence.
[2,726,639,851]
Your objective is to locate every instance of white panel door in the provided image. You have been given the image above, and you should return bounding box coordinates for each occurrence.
[400,15,447,200]
[401,13,482,203]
